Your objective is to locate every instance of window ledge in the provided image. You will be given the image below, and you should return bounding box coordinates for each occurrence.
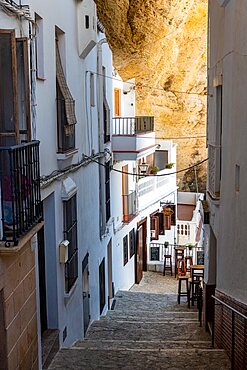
[57,149,78,161]
[64,279,78,305]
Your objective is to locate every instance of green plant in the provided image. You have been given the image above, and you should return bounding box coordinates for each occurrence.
[149,165,159,174]
[165,162,175,169]
[164,241,169,248]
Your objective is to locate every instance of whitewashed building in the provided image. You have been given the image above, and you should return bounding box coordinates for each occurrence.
[206,0,247,366]
[0,0,115,368]
[0,1,180,369]
[111,75,178,282]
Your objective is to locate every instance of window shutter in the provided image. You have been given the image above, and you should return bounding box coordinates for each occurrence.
[123,235,128,266]
[163,208,172,231]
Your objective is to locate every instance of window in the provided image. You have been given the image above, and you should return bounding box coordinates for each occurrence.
[0,30,30,146]
[64,194,78,293]
[56,30,76,153]
[90,72,95,107]
[105,161,111,223]
[129,229,135,258]
[99,258,105,314]
[154,150,168,170]
[35,14,45,80]
[123,235,128,266]
[103,67,110,143]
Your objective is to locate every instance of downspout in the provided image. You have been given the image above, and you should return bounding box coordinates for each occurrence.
[97,38,107,238]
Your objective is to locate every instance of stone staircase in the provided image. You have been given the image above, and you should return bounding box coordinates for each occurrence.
[49,291,231,369]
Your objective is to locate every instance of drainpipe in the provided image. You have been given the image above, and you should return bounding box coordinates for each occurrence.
[97,38,107,237]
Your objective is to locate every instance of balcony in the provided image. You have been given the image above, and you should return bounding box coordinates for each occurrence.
[122,191,137,222]
[137,168,176,211]
[0,141,43,245]
[112,116,156,161]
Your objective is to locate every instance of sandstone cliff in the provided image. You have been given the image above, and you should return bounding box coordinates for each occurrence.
[95,0,207,191]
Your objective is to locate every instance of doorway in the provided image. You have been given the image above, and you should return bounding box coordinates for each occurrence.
[107,240,113,309]
[82,253,90,336]
[37,227,48,335]
[135,218,147,283]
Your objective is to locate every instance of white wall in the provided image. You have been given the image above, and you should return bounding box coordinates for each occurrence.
[208,0,247,303]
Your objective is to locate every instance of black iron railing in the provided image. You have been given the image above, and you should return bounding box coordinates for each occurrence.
[113,116,154,135]
[122,191,137,222]
[211,295,247,370]
[5,0,23,7]
[0,141,43,245]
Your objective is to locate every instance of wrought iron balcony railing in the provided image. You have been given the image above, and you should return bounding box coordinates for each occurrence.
[0,141,43,245]
[113,116,154,135]
[5,0,23,7]
[122,191,137,222]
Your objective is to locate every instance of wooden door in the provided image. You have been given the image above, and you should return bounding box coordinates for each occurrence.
[114,88,121,116]
[136,225,143,283]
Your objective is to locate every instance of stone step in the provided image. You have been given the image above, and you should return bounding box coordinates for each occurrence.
[104,310,198,322]
[86,320,211,342]
[75,339,213,350]
[114,291,193,312]
[49,348,231,369]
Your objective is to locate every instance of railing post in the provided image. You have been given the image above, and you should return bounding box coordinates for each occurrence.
[231,311,235,370]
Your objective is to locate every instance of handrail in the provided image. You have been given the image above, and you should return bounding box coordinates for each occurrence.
[211,294,247,370]
[212,295,247,320]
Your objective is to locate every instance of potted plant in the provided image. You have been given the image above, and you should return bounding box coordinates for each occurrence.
[164,241,169,249]
[165,162,175,169]
[149,165,159,175]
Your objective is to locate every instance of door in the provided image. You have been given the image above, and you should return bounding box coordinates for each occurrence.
[136,224,143,283]
[114,88,121,116]
[37,227,48,335]
[107,240,113,309]
[82,254,90,336]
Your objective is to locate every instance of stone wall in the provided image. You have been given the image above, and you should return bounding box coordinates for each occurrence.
[95,0,208,191]
[0,240,38,370]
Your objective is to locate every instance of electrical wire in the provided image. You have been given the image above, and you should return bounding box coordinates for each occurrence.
[83,155,208,177]
[88,70,208,96]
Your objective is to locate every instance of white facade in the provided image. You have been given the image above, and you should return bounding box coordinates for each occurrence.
[206,1,247,362]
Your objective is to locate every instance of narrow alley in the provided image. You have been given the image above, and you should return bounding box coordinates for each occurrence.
[49,273,230,369]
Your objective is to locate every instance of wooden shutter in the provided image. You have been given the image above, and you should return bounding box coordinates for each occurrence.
[114,88,121,116]
[163,208,172,231]
[0,30,19,145]
[16,38,31,142]
[123,235,128,266]
[129,229,135,258]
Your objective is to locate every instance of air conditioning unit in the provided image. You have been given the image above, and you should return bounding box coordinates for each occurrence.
[59,240,69,263]
[77,0,97,58]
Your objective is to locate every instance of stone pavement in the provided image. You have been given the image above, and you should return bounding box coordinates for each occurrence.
[49,272,231,369]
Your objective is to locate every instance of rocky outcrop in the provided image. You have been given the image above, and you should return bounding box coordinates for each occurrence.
[95,0,207,191]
